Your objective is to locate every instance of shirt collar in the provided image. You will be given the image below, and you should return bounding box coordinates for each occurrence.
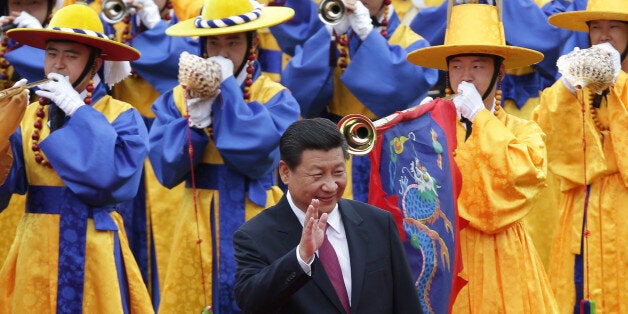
[286,191,341,233]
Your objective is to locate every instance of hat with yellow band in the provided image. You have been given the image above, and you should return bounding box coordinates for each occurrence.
[548,0,628,32]
[407,3,543,70]
[7,3,140,61]
[166,0,294,37]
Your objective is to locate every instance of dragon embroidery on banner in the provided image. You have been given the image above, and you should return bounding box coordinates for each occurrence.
[388,130,454,314]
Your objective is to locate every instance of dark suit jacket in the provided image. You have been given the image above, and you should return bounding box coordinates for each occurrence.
[233,196,422,314]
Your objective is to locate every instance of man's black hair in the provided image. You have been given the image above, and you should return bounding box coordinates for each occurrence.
[280,118,349,170]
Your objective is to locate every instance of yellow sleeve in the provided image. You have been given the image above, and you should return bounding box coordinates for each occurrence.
[533,73,628,190]
[455,109,547,234]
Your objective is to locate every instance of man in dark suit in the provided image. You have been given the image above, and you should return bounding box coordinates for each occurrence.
[233,118,421,314]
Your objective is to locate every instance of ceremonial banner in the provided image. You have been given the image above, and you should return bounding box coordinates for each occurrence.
[367,99,466,314]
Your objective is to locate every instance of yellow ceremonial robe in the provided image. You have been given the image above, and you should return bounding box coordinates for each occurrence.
[452,107,558,313]
[533,72,628,313]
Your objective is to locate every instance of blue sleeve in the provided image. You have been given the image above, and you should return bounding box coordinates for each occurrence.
[148,90,209,188]
[39,106,149,206]
[410,2,447,45]
[502,0,564,80]
[280,26,335,118]
[269,0,325,56]
[131,21,201,94]
[342,32,438,116]
[4,45,46,82]
[212,78,300,179]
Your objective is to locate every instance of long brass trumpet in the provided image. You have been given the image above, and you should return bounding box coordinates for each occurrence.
[0,78,52,100]
[101,0,135,24]
[318,0,346,26]
[338,111,404,155]
[337,96,458,155]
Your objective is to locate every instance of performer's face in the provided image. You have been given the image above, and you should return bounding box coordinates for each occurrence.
[8,0,49,24]
[589,20,628,55]
[448,55,503,108]
[44,41,101,92]
[205,32,249,76]
[279,147,347,215]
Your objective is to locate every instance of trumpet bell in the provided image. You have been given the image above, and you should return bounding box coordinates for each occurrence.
[338,113,376,156]
[101,0,130,24]
[318,0,346,26]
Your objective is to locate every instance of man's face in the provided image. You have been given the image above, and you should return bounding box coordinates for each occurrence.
[448,55,498,100]
[44,41,99,91]
[589,20,628,54]
[8,0,49,24]
[279,147,347,215]
[205,32,249,76]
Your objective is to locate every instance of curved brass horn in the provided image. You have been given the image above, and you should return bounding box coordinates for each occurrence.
[318,0,346,26]
[101,0,132,24]
[338,114,377,156]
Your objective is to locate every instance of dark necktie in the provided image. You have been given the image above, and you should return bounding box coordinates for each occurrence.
[460,116,473,141]
[318,226,350,314]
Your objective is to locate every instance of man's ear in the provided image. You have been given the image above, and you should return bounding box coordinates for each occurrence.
[278,160,290,186]
[93,57,104,74]
[498,63,506,82]
[252,34,260,50]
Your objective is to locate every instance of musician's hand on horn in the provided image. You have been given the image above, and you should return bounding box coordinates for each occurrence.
[133,0,161,30]
[453,81,484,122]
[592,42,621,85]
[348,1,372,41]
[13,11,42,29]
[187,97,213,129]
[325,17,350,36]
[209,56,234,82]
[35,73,84,116]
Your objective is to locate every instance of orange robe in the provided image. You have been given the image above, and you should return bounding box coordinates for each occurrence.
[452,107,558,313]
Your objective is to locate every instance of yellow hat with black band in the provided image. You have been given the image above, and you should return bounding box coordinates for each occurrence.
[6,3,140,61]
[407,3,543,71]
[548,0,628,32]
[166,0,294,37]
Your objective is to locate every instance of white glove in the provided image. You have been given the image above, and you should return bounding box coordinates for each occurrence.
[187,96,213,128]
[592,42,621,85]
[209,56,234,82]
[349,1,373,41]
[35,73,85,116]
[418,96,433,106]
[133,0,161,30]
[452,81,484,122]
[13,11,42,29]
[12,78,29,101]
[325,16,351,36]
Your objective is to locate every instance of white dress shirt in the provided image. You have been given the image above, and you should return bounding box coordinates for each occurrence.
[287,192,353,304]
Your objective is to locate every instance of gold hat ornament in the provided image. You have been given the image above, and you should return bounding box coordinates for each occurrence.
[548,0,628,32]
[406,1,543,70]
[6,3,140,61]
[166,0,294,37]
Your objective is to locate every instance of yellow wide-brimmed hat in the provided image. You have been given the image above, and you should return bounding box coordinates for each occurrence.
[407,3,543,71]
[7,4,140,61]
[166,0,294,37]
[549,0,628,32]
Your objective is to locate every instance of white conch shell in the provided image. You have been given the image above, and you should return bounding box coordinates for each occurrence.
[178,51,222,98]
[557,46,614,94]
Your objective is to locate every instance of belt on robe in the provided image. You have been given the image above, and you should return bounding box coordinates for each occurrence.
[26,185,122,314]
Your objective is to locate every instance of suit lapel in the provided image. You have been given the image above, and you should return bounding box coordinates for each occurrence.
[273,197,305,252]
[340,199,368,310]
